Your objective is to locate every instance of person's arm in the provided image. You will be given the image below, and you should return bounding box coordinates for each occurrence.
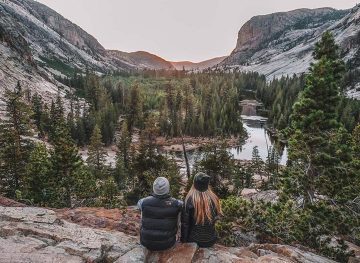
[181,202,191,243]
[176,200,184,241]
[137,198,144,211]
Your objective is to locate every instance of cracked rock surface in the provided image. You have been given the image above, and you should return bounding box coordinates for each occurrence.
[0,205,341,262]
[0,206,138,263]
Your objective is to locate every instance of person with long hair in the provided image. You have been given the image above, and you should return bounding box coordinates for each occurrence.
[181,172,222,247]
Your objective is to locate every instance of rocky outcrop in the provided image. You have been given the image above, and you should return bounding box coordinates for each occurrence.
[241,189,279,204]
[0,205,344,263]
[25,0,106,56]
[221,5,360,87]
[223,8,341,65]
[0,206,139,263]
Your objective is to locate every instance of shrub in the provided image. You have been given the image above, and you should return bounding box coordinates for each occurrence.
[217,197,357,262]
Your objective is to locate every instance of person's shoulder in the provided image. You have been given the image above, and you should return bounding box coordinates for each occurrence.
[169,197,184,207]
[141,196,156,204]
[137,196,154,207]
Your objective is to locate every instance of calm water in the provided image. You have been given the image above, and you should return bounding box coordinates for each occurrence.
[230,116,288,165]
[169,115,288,168]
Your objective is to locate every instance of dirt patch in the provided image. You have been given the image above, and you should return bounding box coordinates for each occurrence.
[0,196,26,207]
[56,207,141,236]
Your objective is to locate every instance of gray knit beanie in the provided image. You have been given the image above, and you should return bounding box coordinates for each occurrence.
[153,177,170,196]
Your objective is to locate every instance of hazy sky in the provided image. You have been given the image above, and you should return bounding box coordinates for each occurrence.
[36,0,359,62]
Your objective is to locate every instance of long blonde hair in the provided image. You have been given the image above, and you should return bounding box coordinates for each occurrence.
[185,185,222,225]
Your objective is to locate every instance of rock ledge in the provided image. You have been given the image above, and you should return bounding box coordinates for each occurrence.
[0,205,339,263]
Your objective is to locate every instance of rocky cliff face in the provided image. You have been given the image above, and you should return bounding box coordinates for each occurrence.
[0,0,175,73]
[0,0,176,107]
[223,8,344,65]
[221,6,360,85]
[0,199,353,263]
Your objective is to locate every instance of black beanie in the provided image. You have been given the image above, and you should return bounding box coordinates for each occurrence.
[194,172,210,192]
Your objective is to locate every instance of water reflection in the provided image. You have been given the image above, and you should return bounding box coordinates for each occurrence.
[165,116,288,169]
[230,116,288,165]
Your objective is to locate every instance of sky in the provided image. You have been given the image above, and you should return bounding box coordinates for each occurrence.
[36,0,359,62]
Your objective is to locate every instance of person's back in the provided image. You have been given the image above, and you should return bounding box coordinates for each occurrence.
[138,177,183,251]
[181,173,222,248]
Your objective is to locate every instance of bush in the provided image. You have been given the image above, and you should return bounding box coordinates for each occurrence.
[217,197,357,262]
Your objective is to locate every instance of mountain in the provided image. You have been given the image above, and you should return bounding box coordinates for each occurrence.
[108,50,175,70]
[221,6,360,81]
[171,56,227,71]
[0,0,174,104]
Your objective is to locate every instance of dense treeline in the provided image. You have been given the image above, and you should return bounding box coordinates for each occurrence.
[257,75,305,130]
[257,74,360,132]
[56,71,266,145]
[0,82,181,207]
[158,73,262,137]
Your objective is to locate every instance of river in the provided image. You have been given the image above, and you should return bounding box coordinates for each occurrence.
[168,100,288,170]
[230,115,288,165]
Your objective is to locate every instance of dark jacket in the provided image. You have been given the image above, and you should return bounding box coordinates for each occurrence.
[180,198,218,248]
[138,194,183,251]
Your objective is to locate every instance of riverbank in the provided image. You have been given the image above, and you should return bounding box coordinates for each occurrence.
[157,135,245,152]
[264,126,288,144]
[78,134,247,168]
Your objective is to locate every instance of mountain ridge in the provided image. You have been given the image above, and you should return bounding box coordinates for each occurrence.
[0,0,196,107]
[220,5,360,80]
[2,0,360,103]
[171,56,227,71]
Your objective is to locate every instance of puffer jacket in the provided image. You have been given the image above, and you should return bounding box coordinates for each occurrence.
[138,194,183,251]
[180,198,218,248]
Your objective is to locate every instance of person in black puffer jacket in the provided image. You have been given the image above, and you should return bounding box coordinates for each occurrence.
[137,177,183,252]
[181,172,222,248]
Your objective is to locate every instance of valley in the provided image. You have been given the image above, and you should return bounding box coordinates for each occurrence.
[0,0,360,262]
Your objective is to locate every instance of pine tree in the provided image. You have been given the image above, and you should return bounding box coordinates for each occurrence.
[50,124,82,207]
[352,124,360,160]
[41,103,51,136]
[23,143,51,205]
[127,84,143,133]
[31,93,45,137]
[288,31,345,204]
[266,146,280,188]
[73,166,98,203]
[0,82,33,198]
[87,124,107,178]
[128,114,168,202]
[114,121,132,187]
[195,142,235,198]
[74,102,86,146]
[251,146,263,179]
[114,156,128,189]
[49,94,65,142]
[98,177,122,208]
[67,97,77,142]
